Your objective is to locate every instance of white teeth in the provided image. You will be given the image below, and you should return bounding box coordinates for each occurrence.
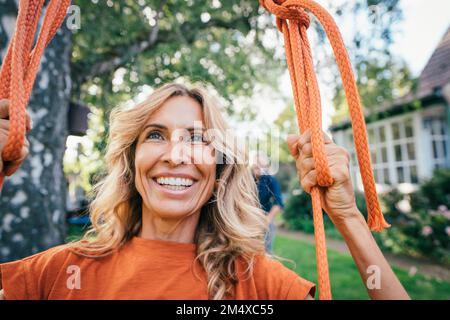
[155,177,194,187]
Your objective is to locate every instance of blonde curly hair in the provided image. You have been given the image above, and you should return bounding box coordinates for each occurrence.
[65,82,271,299]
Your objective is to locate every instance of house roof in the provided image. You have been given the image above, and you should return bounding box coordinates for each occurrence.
[417,26,450,98]
[330,26,450,132]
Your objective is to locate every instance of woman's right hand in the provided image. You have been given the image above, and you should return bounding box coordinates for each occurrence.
[0,99,32,176]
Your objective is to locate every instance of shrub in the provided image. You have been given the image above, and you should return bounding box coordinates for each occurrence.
[376,169,450,264]
[281,169,450,264]
[282,188,367,240]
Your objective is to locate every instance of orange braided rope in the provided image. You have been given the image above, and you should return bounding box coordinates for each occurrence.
[0,0,71,193]
[259,0,390,299]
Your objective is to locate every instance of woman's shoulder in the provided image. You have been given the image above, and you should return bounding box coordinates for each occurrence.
[251,254,310,284]
[236,254,316,299]
[0,243,83,299]
[1,243,74,272]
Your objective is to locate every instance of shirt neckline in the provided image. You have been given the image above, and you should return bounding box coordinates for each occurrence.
[129,236,197,255]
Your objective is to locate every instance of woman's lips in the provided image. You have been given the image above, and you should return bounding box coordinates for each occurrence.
[149,177,197,198]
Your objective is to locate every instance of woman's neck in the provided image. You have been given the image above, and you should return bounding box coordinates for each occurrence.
[138,207,201,244]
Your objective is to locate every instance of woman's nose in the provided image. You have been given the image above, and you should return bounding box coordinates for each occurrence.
[163,137,192,166]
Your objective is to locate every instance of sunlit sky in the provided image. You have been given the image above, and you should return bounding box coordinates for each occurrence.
[392,0,450,76]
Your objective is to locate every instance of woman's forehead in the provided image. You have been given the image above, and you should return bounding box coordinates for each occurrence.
[145,96,205,129]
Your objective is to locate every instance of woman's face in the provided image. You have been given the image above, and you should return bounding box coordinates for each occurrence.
[134,95,217,219]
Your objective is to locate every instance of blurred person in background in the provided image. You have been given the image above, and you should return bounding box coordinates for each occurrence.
[252,152,284,254]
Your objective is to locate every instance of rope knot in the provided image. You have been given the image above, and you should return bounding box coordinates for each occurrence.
[293,7,311,29]
[259,0,311,32]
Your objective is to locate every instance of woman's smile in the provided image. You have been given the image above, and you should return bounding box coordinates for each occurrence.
[148,174,199,198]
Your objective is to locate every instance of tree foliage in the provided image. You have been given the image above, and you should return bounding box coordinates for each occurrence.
[72,0,282,104]
[325,0,416,122]
[67,0,410,187]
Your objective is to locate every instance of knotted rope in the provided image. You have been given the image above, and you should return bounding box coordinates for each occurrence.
[0,0,71,192]
[259,0,390,299]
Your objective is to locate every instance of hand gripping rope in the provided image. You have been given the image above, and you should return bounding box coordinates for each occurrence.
[0,0,71,193]
[259,0,390,299]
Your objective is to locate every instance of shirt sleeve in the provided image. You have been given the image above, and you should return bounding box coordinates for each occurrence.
[0,245,69,300]
[254,255,316,300]
[0,258,35,299]
[285,274,316,299]
[269,176,284,208]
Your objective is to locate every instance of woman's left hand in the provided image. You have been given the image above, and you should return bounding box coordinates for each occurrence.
[287,129,359,226]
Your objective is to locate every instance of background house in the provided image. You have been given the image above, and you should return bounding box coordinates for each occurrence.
[331,27,450,192]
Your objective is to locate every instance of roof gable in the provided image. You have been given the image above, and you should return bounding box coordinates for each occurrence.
[417,26,450,98]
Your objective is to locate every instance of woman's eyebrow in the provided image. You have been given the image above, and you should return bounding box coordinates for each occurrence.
[143,123,206,131]
[186,126,206,132]
[143,123,167,131]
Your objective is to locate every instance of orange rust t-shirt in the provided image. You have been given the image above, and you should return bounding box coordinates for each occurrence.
[0,236,315,300]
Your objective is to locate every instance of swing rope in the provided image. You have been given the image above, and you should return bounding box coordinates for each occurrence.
[259,0,390,299]
[0,0,71,193]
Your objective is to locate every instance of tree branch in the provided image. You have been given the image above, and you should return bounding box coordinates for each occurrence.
[74,0,168,83]
[72,12,254,84]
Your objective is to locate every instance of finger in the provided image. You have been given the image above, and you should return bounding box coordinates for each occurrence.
[25,112,32,132]
[0,119,9,130]
[299,144,343,173]
[0,101,31,131]
[298,144,313,174]
[300,157,315,177]
[323,131,333,144]
[0,100,9,119]
[299,146,346,175]
[301,169,317,194]
[287,134,300,158]
[4,144,28,176]
[4,161,20,176]
[300,142,313,158]
[298,129,311,152]
[0,115,32,133]
[329,163,351,183]
[299,131,332,155]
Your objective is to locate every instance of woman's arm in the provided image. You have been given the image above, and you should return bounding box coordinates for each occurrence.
[287,130,410,300]
[0,289,4,300]
[267,204,282,221]
[334,208,409,299]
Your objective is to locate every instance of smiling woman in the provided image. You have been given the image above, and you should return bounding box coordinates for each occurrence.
[0,83,315,300]
[0,82,410,300]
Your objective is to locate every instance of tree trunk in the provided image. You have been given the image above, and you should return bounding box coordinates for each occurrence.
[0,1,72,262]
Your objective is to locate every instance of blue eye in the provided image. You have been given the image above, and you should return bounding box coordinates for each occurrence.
[190,133,208,144]
[147,131,164,141]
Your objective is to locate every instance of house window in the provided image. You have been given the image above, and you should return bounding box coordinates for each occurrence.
[347,124,391,186]
[345,115,419,187]
[390,117,418,184]
[424,117,449,169]
[367,125,391,185]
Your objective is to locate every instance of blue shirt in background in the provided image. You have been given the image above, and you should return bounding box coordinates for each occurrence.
[255,175,284,214]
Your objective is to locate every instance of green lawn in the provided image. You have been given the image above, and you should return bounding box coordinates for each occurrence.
[273,235,450,300]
